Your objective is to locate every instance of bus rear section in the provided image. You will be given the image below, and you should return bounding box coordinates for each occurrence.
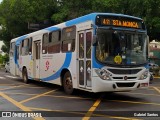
[10,40,16,76]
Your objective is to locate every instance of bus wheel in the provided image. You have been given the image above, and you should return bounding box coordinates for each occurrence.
[63,71,74,94]
[22,68,29,84]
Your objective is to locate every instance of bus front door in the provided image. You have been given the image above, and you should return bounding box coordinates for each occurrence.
[78,30,92,89]
[33,41,41,79]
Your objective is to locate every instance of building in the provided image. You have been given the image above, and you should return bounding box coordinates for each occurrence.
[149,40,160,65]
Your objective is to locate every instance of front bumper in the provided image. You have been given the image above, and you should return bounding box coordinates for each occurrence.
[92,77,149,92]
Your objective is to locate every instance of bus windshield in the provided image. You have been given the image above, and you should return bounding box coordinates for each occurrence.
[96,29,148,66]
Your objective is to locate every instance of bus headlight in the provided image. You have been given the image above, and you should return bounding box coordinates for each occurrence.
[139,70,149,80]
[95,69,111,80]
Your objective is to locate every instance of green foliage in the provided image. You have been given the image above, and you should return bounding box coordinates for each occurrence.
[0,53,9,64]
[150,67,160,76]
[1,45,9,53]
[0,0,58,50]
[0,0,160,50]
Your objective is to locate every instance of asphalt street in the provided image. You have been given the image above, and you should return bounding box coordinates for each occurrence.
[0,69,160,120]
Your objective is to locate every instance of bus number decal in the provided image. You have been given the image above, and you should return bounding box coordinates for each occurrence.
[45,61,50,71]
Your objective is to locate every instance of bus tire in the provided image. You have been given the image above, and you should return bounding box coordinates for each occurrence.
[22,68,29,84]
[63,71,74,94]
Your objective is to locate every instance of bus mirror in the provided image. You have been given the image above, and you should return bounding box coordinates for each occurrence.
[92,35,97,46]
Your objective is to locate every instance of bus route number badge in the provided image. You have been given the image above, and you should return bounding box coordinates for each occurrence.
[114,55,122,64]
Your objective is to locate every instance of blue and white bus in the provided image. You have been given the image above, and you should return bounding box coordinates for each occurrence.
[10,13,149,94]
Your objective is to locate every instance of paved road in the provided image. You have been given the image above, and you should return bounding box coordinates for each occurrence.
[0,69,160,120]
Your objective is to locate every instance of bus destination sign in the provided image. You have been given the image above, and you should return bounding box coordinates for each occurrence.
[102,18,139,28]
[96,15,144,29]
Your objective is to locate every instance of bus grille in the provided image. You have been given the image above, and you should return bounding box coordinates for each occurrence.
[112,77,137,80]
[116,82,135,87]
[108,69,141,74]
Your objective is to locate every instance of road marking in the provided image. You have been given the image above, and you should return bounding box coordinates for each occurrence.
[153,87,160,93]
[123,92,160,97]
[0,92,45,120]
[82,95,103,120]
[4,92,96,100]
[3,92,39,96]
[0,84,21,86]
[156,87,160,89]
[29,107,141,120]
[29,107,53,111]
[0,84,28,91]
[108,100,160,106]
[154,76,160,79]
[44,95,95,100]
[0,76,5,79]
[92,114,142,120]
[20,89,58,103]
[5,75,18,79]
[149,88,156,91]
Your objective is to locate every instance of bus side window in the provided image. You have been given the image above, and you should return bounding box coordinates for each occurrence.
[10,42,15,57]
[62,26,76,52]
[42,33,49,54]
[29,37,32,55]
[16,46,19,60]
[21,39,29,56]
[48,30,61,54]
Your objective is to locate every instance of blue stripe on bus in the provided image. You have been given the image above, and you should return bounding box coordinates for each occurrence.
[65,13,142,27]
[15,35,27,45]
[92,46,103,68]
[65,13,97,26]
[14,35,27,65]
[41,52,72,81]
[45,27,60,32]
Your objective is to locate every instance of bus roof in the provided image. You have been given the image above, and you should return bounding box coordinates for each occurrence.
[11,13,142,45]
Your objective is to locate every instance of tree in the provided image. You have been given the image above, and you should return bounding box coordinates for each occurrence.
[1,45,8,53]
[0,0,58,49]
[1,0,160,46]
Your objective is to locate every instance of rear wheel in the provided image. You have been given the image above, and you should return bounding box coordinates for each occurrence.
[22,68,29,84]
[63,71,74,94]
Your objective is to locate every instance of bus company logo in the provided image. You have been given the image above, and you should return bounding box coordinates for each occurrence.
[45,61,50,71]
[2,112,11,117]
[124,76,128,80]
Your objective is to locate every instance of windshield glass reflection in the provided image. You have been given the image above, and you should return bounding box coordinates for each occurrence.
[96,29,148,66]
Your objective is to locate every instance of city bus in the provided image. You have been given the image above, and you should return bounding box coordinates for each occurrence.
[10,13,150,94]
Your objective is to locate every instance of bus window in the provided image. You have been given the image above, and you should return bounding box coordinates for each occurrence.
[16,46,19,60]
[86,32,92,58]
[29,37,32,55]
[62,26,76,52]
[42,33,48,54]
[10,42,15,57]
[79,33,84,58]
[48,31,61,53]
[36,42,40,59]
[21,38,29,56]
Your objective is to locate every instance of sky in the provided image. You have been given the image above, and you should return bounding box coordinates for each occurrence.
[0,0,2,3]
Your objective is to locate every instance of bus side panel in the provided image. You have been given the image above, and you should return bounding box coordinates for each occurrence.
[40,53,66,85]
[10,41,16,76]
[19,55,31,77]
[10,56,16,76]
